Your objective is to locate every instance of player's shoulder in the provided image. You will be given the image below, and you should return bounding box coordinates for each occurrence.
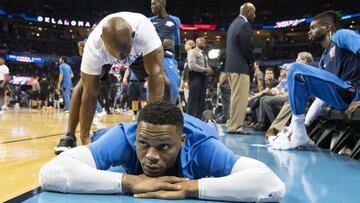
[333,29,358,41]
[2,64,9,70]
[148,15,157,21]
[169,15,180,22]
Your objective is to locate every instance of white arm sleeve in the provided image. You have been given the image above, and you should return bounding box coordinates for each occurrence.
[198,157,285,202]
[39,146,123,194]
[305,98,326,126]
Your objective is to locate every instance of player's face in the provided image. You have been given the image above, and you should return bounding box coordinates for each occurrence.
[103,37,133,60]
[151,0,161,15]
[136,122,182,177]
[0,58,5,65]
[308,20,327,43]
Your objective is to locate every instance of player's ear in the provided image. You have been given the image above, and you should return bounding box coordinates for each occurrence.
[325,24,332,32]
[179,133,185,144]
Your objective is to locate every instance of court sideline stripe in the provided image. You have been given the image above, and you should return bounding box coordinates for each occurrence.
[0,130,85,145]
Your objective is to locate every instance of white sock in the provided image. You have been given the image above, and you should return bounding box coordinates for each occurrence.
[304,98,325,126]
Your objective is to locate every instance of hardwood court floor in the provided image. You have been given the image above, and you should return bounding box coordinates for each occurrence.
[0,109,132,202]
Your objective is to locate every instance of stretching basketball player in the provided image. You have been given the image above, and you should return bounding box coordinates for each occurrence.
[40,102,285,202]
[55,12,172,154]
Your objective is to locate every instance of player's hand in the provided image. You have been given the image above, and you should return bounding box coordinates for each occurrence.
[163,39,175,49]
[134,179,198,199]
[123,174,188,194]
[346,101,360,119]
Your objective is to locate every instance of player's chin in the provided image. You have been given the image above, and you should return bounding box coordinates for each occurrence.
[142,166,164,177]
[143,170,163,177]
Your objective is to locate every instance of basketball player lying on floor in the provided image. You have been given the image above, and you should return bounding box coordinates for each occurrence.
[39,102,285,202]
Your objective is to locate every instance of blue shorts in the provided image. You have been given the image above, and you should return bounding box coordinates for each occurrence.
[164,57,180,103]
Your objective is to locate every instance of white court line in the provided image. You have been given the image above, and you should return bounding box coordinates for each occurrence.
[217,124,225,137]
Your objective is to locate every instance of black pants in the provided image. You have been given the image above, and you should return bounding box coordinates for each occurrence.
[187,73,207,118]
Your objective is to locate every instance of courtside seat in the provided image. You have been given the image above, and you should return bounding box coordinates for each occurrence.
[312,106,360,158]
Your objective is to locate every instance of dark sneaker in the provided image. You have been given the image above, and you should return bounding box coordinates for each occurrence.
[215,116,227,124]
[254,123,267,131]
[54,133,77,155]
[202,110,218,131]
[202,110,214,122]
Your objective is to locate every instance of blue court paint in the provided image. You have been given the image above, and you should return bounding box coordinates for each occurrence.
[15,125,360,203]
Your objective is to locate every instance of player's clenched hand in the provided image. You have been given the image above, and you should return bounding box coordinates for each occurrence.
[134,179,198,199]
[163,39,175,49]
[122,174,188,194]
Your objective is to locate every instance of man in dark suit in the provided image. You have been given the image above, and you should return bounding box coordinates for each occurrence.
[225,2,256,134]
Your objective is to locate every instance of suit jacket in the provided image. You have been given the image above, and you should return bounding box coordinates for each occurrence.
[224,16,254,75]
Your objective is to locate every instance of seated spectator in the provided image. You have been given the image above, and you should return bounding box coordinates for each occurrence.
[254,65,289,131]
[265,51,315,137]
[248,68,279,123]
[251,60,264,93]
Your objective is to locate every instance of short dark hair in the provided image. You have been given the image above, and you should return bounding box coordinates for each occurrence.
[313,10,341,31]
[60,56,67,63]
[137,102,183,130]
[265,67,274,73]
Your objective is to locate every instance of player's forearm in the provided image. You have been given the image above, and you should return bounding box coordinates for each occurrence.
[79,89,98,144]
[198,169,284,202]
[148,72,165,102]
[1,74,8,86]
[198,157,285,202]
[39,146,123,194]
[143,47,166,102]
